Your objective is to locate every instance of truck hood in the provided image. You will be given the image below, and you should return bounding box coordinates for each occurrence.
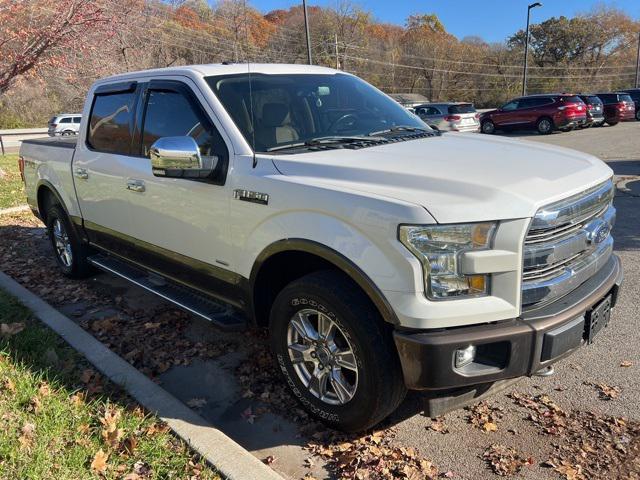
[270,134,613,223]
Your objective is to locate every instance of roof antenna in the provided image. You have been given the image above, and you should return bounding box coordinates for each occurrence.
[249,62,257,168]
[242,0,257,168]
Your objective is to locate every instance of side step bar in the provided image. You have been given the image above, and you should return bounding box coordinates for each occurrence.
[88,254,246,331]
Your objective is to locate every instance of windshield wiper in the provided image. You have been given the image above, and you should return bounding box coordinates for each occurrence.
[266,136,384,152]
[368,125,429,136]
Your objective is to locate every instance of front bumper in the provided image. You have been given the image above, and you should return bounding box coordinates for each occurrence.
[394,254,623,390]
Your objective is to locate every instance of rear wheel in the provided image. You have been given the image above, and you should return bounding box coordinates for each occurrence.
[606,120,619,127]
[481,120,495,134]
[46,205,92,278]
[635,110,640,121]
[269,270,406,432]
[536,117,554,135]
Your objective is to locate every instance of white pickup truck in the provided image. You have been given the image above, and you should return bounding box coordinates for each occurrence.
[19,64,622,432]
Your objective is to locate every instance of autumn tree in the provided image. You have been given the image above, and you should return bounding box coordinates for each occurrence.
[0,0,113,95]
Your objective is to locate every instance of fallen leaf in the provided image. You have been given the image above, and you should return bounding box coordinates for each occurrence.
[428,417,449,434]
[3,378,16,393]
[483,421,498,432]
[121,436,138,455]
[18,422,35,450]
[263,455,277,465]
[620,360,632,368]
[1,322,25,336]
[91,449,109,473]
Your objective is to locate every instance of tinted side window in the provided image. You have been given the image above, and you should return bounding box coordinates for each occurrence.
[141,89,227,162]
[598,94,615,104]
[60,117,72,124]
[88,92,135,154]
[73,117,82,124]
[448,104,475,114]
[502,100,519,111]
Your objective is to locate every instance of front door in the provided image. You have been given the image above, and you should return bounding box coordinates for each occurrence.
[120,78,237,300]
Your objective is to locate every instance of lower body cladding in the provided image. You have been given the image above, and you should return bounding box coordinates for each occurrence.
[393,254,622,416]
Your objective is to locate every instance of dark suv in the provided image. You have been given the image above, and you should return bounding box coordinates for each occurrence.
[595,92,636,125]
[621,88,640,121]
[578,94,605,127]
[480,94,587,135]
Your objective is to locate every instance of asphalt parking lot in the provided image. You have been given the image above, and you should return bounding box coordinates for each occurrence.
[1,121,639,479]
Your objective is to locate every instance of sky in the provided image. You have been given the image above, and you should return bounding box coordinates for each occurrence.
[251,0,640,43]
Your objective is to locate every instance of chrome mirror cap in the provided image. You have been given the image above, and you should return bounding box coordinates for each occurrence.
[149,136,217,179]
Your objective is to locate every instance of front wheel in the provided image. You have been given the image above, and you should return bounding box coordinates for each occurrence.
[606,121,619,127]
[46,205,92,278]
[269,270,406,432]
[635,110,640,121]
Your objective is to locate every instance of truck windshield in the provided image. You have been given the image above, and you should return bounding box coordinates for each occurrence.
[206,73,429,153]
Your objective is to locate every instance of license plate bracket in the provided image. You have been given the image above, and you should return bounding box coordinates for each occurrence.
[584,295,612,344]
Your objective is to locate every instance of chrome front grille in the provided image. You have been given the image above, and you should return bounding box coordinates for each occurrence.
[522,180,615,307]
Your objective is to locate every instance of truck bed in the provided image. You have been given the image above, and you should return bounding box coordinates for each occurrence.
[21,137,77,149]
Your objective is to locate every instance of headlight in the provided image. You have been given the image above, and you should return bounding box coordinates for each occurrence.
[399,223,497,300]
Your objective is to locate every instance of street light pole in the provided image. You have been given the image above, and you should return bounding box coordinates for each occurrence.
[522,2,542,96]
[302,0,312,65]
[635,30,640,88]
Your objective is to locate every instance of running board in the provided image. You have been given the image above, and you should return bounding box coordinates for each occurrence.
[88,254,246,331]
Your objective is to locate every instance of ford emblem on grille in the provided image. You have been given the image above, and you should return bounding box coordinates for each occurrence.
[586,220,611,245]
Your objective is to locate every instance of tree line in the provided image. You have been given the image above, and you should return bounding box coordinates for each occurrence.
[1,0,638,128]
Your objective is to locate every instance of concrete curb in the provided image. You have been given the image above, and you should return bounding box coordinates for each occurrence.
[0,205,30,215]
[0,271,284,480]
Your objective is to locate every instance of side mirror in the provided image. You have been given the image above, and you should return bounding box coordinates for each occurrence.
[149,136,218,179]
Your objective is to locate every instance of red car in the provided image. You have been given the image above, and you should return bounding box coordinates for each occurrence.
[480,94,587,135]
[595,92,636,126]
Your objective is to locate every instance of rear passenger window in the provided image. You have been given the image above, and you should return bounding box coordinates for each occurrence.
[141,89,226,160]
[87,92,136,154]
[60,117,72,123]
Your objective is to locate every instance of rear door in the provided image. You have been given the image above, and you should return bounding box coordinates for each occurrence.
[73,82,138,249]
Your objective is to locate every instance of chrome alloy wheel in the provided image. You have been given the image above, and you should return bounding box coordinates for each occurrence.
[286,309,358,405]
[52,218,73,267]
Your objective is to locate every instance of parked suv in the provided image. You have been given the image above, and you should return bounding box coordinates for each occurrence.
[480,94,587,135]
[414,103,480,132]
[47,114,82,136]
[595,93,635,125]
[621,89,640,121]
[577,95,605,127]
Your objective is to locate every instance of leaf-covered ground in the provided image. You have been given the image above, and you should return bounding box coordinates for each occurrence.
[0,154,24,210]
[0,288,220,479]
[1,207,639,479]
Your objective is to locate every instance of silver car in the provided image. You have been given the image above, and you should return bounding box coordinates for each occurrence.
[414,103,480,132]
[48,114,82,137]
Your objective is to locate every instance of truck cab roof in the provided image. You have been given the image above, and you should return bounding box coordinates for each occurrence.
[95,63,342,85]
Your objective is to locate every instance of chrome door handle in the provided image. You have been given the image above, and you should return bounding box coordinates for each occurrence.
[74,168,88,179]
[126,179,145,193]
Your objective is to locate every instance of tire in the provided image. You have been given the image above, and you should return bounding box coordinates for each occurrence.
[61,130,73,136]
[635,110,640,121]
[46,205,92,278]
[269,270,406,432]
[536,117,554,135]
[481,120,495,134]
[606,121,618,127]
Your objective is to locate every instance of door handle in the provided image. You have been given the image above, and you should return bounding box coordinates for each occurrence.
[126,179,145,193]
[74,168,88,180]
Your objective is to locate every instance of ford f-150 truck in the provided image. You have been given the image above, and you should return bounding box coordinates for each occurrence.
[19,64,623,432]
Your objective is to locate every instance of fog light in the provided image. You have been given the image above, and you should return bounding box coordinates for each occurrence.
[454,345,476,368]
